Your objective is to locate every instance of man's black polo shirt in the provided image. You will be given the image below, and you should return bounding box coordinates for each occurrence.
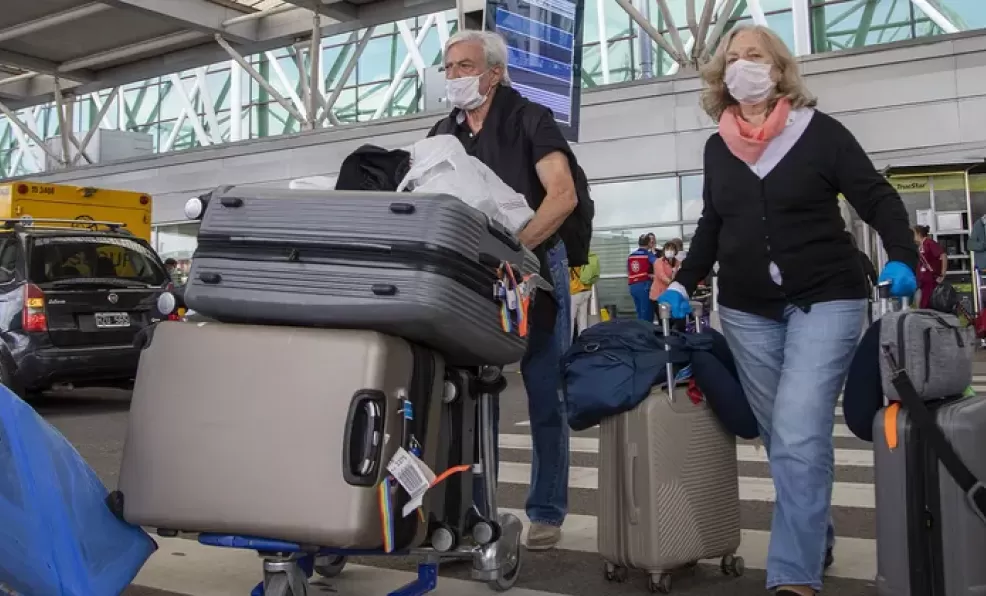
[428,85,574,332]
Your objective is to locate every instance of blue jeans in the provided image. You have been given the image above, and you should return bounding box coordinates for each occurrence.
[474,241,571,526]
[718,300,865,591]
[629,281,653,321]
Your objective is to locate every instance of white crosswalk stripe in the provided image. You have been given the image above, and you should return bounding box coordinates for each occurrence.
[494,376,986,587]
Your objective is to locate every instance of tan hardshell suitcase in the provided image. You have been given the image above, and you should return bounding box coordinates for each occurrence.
[597,304,743,594]
[117,321,444,550]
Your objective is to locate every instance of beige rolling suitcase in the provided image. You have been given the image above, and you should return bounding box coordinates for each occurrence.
[116,321,445,550]
[597,303,744,594]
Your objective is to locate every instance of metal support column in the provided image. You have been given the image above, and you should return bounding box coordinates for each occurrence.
[791,0,812,56]
[216,35,306,124]
[229,61,243,141]
[307,8,321,129]
[636,0,653,78]
[52,77,72,166]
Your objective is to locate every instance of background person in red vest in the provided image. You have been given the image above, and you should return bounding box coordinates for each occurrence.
[628,234,658,321]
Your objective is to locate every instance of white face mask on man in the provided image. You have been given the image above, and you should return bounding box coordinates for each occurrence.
[724,59,775,105]
[446,72,489,111]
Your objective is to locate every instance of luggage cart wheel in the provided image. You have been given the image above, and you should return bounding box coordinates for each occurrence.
[648,573,672,594]
[720,554,745,577]
[487,539,522,592]
[313,555,348,578]
[263,574,306,596]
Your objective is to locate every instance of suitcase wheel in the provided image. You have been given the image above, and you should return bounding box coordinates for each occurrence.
[720,554,745,577]
[487,541,522,592]
[604,563,628,583]
[648,573,672,594]
[313,555,348,579]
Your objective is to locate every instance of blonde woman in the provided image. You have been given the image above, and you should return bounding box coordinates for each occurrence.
[656,25,917,596]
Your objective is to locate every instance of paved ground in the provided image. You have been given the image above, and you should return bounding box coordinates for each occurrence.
[34,361,986,596]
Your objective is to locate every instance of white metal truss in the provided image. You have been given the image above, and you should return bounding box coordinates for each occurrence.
[0,1,976,178]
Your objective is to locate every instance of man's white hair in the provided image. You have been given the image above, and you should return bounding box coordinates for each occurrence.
[445,30,512,86]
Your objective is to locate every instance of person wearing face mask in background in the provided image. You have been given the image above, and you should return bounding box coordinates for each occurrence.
[427,29,582,552]
[655,25,917,596]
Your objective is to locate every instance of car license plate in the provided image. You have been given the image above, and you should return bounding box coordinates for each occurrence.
[94,312,130,328]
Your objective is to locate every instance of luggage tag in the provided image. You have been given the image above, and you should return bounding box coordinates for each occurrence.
[386,447,436,518]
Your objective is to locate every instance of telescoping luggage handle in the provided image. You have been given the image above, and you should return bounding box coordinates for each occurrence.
[876,280,910,316]
[657,300,704,404]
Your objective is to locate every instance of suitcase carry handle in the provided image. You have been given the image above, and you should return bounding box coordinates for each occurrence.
[621,419,640,525]
[485,219,523,252]
[230,236,395,255]
[877,280,910,315]
[342,391,385,487]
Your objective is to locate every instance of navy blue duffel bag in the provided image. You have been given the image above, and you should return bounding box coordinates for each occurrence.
[562,319,682,431]
[682,329,760,440]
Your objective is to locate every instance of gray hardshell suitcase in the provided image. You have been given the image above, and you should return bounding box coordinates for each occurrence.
[598,304,743,593]
[183,186,541,366]
[117,321,445,550]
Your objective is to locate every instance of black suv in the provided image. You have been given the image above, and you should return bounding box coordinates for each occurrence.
[0,220,171,397]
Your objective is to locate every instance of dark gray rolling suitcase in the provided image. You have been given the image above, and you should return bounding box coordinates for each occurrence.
[183,187,541,366]
[117,321,450,550]
[872,286,986,596]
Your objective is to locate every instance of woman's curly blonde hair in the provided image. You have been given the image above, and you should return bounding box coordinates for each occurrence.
[699,24,817,122]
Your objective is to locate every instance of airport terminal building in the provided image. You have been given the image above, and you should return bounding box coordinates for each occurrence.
[1,0,985,315]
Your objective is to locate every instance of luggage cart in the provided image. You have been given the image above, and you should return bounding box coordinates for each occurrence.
[193,365,522,596]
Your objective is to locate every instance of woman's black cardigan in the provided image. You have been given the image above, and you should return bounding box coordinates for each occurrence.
[675,111,918,321]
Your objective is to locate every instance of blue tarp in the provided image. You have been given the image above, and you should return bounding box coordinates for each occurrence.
[0,385,156,595]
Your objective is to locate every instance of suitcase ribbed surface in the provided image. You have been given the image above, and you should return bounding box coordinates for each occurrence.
[598,390,742,572]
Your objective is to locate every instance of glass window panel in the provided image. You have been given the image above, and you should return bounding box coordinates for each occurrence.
[593,177,679,228]
[333,88,360,123]
[935,0,986,30]
[323,44,355,89]
[154,222,200,284]
[359,35,407,84]
[680,174,704,221]
[419,26,443,66]
[811,0,915,53]
[158,80,185,121]
[206,69,230,110]
[593,225,682,318]
[583,0,633,44]
[270,56,301,99]
[390,77,421,117]
[123,84,161,128]
[355,82,393,121]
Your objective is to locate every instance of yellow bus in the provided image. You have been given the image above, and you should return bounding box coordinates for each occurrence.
[0,181,152,241]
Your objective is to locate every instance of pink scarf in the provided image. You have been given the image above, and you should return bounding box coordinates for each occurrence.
[718,98,792,165]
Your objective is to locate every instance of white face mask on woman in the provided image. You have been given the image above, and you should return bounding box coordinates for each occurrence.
[724,59,775,105]
[664,250,676,260]
[446,73,489,111]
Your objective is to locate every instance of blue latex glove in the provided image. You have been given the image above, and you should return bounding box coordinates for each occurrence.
[657,289,692,319]
[878,261,917,298]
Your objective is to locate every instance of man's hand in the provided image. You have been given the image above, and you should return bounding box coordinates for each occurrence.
[516,151,577,249]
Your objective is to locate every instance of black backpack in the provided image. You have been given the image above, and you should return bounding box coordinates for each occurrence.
[335,144,411,192]
[432,110,595,267]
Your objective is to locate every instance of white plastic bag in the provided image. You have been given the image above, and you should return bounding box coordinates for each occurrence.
[289,175,338,190]
[398,136,534,234]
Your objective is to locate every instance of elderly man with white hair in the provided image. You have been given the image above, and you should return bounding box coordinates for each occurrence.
[428,29,581,551]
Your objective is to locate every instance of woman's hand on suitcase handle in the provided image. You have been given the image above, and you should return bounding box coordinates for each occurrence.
[657,284,692,319]
[877,261,917,298]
